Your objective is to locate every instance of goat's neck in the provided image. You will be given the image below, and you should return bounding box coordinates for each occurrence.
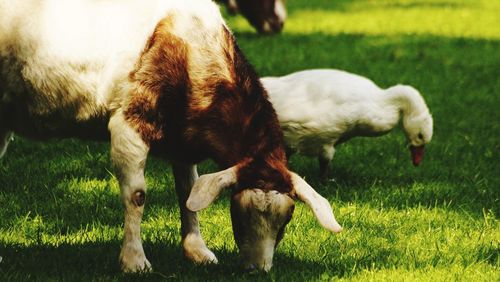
[205,97,291,193]
[213,113,287,168]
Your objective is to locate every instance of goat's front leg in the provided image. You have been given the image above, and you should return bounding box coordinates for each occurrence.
[172,163,218,264]
[109,113,151,272]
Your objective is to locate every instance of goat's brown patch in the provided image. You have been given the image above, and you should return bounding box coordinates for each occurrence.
[125,15,291,193]
[124,15,190,146]
[185,27,292,192]
[184,20,235,114]
[236,153,292,194]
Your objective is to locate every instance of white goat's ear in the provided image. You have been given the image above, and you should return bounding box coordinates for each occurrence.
[290,172,342,233]
[186,166,238,212]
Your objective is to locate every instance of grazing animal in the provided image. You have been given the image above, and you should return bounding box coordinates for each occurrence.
[262,69,433,179]
[0,0,341,272]
[220,0,286,34]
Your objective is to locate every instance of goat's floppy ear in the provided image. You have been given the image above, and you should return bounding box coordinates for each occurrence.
[186,166,238,212]
[290,172,342,233]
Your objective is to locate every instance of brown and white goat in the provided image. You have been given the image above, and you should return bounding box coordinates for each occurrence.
[0,0,340,272]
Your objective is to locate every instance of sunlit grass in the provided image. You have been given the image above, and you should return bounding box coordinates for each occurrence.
[227,0,500,39]
[1,0,499,280]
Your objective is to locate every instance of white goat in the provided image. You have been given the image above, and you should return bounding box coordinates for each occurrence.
[0,0,341,273]
[262,69,433,178]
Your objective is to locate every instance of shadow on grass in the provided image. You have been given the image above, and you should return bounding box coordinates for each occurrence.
[0,241,342,281]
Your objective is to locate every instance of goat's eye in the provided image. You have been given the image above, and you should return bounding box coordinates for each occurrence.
[417,133,424,140]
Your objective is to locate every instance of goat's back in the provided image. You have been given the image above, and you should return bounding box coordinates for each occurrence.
[0,0,228,140]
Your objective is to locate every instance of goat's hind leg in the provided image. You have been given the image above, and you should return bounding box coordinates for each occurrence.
[0,108,14,158]
[173,163,218,264]
[0,100,13,159]
[109,113,151,272]
[0,130,13,159]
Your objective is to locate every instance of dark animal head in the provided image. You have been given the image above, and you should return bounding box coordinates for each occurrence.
[229,0,287,34]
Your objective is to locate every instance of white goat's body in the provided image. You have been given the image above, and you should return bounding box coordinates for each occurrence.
[262,69,433,177]
[0,0,224,139]
[0,0,226,271]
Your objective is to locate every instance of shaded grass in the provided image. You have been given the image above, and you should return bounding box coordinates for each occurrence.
[1,0,499,280]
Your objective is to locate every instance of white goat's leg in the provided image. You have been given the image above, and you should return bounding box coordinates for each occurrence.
[109,113,151,273]
[318,145,335,180]
[172,163,218,264]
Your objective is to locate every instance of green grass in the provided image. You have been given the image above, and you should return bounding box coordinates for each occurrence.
[1,0,499,280]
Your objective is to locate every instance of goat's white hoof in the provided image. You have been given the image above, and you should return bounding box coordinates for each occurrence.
[183,233,218,264]
[120,249,152,273]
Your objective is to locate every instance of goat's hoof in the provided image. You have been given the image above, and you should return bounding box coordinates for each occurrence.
[183,234,218,264]
[120,254,152,273]
[185,247,218,265]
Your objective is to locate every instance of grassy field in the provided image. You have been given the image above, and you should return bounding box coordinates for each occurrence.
[1,0,499,280]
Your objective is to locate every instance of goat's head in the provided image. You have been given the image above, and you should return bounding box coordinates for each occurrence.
[232,0,287,34]
[186,165,342,271]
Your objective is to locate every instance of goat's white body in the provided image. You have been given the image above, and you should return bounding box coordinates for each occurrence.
[0,2,344,272]
[262,69,432,176]
[0,0,225,272]
[0,0,224,138]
